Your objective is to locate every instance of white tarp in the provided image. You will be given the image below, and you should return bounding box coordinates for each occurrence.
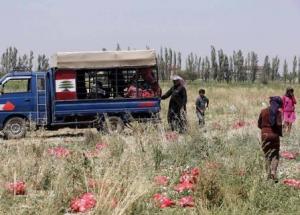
[51,50,157,69]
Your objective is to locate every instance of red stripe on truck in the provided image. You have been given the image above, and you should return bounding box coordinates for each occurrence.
[3,101,15,111]
[138,101,155,108]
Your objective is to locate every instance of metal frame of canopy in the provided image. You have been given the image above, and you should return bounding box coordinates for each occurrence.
[50,50,159,100]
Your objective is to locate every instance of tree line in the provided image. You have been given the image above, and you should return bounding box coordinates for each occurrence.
[158,45,300,84]
[1,45,299,84]
[0,46,49,74]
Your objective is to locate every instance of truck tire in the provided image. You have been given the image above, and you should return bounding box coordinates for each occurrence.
[3,117,27,139]
[103,116,124,134]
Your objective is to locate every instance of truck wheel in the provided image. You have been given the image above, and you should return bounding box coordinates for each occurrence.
[104,116,124,134]
[3,117,27,139]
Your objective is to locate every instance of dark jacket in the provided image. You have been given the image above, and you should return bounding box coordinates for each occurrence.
[258,107,282,137]
[161,85,187,113]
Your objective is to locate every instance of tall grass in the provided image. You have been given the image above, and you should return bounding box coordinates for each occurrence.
[0,84,299,214]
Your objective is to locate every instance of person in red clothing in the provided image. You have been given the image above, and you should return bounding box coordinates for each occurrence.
[282,87,297,134]
[140,68,162,96]
[258,96,283,182]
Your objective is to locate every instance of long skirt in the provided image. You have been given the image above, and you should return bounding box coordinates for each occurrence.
[261,132,280,178]
[283,111,296,123]
[261,132,280,160]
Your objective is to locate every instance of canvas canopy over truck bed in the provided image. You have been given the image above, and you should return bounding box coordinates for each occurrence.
[51,50,157,69]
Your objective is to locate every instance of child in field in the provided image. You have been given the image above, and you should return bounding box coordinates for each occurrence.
[282,87,297,134]
[195,89,209,126]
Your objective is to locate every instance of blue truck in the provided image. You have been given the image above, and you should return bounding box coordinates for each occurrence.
[0,50,161,139]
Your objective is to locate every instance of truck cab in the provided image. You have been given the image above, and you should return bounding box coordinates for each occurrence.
[0,71,49,139]
[0,50,161,139]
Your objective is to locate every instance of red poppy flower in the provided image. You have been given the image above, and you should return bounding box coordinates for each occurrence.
[282,179,300,189]
[280,151,299,160]
[48,146,70,158]
[70,192,97,213]
[153,193,175,208]
[154,176,169,186]
[179,196,195,207]
[5,181,26,195]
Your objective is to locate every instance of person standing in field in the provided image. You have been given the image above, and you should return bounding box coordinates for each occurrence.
[258,96,283,182]
[161,75,187,133]
[195,89,209,126]
[282,87,297,134]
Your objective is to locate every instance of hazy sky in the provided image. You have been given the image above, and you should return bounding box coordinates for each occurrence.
[0,0,299,65]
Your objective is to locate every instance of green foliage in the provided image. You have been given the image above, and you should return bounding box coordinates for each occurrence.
[1,46,49,73]
[1,46,18,73]
[211,46,218,80]
[271,56,280,81]
[1,45,299,85]
[152,143,164,170]
[185,53,201,79]
[283,60,289,83]
[157,47,182,80]
[250,52,258,83]
[37,54,49,71]
[177,70,198,81]
[261,56,271,84]
[292,56,297,84]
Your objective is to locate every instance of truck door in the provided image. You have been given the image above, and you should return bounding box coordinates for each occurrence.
[0,76,33,115]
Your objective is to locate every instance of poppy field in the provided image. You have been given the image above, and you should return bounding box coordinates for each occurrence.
[0,82,299,215]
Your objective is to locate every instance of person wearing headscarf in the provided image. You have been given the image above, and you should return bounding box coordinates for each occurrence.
[161,75,187,133]
[282,87,297,134]
[258,96,283,182]
[140,68,162,96]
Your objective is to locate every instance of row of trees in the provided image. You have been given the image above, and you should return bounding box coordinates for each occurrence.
[0,47,49,73]
[1,45,299,84]
[158,45,300,84]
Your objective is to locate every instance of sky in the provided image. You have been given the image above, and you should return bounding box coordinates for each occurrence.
[0,0,299,67]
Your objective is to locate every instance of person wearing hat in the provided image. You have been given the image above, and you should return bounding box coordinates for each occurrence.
[258,96,283,182]
[161,75,187,133]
